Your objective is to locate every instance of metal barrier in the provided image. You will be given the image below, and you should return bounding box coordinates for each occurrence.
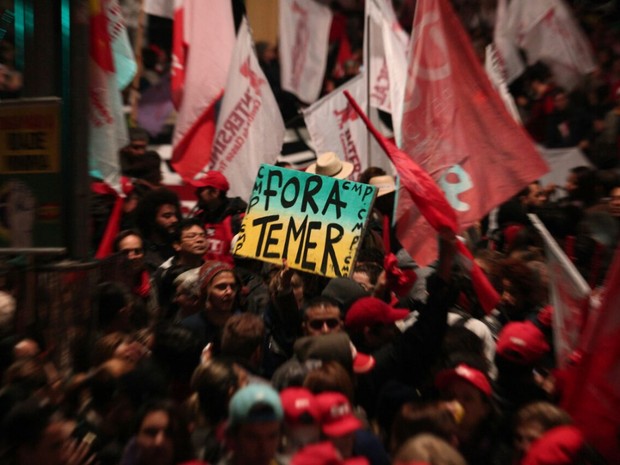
[0,250,128,373]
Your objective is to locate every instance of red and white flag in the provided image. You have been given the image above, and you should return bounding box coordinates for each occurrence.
[88,0,136,193]
[501,0,596,90]
[399,0,548,265]
[484,43,521,123]
[492,0,525,85]
[529,214,591,368]
[191,18,285,200]
[561,247,620,463]
[171,0,235,183]
[364,0,409,145]
[279,0,332,103]
[303,74,389,180]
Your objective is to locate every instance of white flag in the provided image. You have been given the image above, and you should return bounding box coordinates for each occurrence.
[484,43,521,123]
[279,0,332,103]
[192,18,285,201]
[493,0,525,84]
[503,0,596,90]
[529,214,591,368]
[364,0,409,146]
[303,73,390,180]
[144,0,174,18]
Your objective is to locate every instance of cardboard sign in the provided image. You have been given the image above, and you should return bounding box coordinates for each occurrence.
[234,164,376,277]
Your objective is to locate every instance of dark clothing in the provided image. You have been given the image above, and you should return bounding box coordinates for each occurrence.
[357,273,457,418]
[143,239,176,274]
[153,257,202,320]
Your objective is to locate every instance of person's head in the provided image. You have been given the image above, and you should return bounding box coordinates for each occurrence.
[172,218,208,262]
[519,181,546,208]
[303,360,356,403]
[565,166,599,206]
[2,399,74,465]
[551,87,569,111]
[435,364,493,443]
[315,391,362,458]
[173,268,201,319]
[514,402,572,459]
[227,384,284,465]
[114,230,146,272]
[393,434,467,465]
[134,400,193,465]
[390,401,460,454]
[608,184,620,217]
[134,188,181,240]
[93,281,133,332]
[126,127,149,156]
[279,387,321,454]
[221,313,265,368]
[351,262,384,296]
[198,261,238,325]
[303,297,343,336]
[344,297,408,350]
[192,170,230,208]
[191,358,244,426]
[500,257,547,319]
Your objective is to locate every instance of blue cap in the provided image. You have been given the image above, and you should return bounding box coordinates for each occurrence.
[229,384,283,428]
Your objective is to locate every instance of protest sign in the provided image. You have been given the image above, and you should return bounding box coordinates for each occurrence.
[233,164,376,278]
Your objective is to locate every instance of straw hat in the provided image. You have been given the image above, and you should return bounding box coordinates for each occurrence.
[305,152,354,179]
[368,175,395,197]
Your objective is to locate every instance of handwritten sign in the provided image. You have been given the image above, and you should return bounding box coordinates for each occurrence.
[233,164,376,277]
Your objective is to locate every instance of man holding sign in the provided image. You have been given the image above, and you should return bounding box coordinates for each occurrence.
[233,164,376,278]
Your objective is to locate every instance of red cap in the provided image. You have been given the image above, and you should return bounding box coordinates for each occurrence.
[435,363,492,397]
[521,426,584,465]
[280,387,320,425]
[537,305,553,328]
[316,392,362,437]
[345,297,409,329]
[350,342,375,374]
[291,442,369,465]
[496,321,550,365]
[190,170,230,191]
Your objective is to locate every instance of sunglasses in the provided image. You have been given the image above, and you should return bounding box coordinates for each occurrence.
[307,318,341,331]
[120,247,143,256]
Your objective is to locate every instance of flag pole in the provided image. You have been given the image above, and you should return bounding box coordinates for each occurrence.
[365,0,372,168]
[129,0,145,127]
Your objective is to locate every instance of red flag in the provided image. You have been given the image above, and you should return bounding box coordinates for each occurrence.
[171,0,235,183]
[343,91,457,234]
[561,248,620,463]
[400,0,548,265]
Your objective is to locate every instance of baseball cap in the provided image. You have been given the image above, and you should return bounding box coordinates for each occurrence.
[316,392,362,437]
[521,426,584,465]
[294,333,375,374]
[345,297,409,329]
[496,321,550,365]
[190,170,230,191]
[228,384,283,428]
[280,387,320,425]
[292,442,369,465]
[435,363,492,397]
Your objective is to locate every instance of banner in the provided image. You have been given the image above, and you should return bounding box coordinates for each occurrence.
[88,0,136,193]
[399,0,548,265]
[171,0,235,182]
[562,247,620,463]
[279,0,332,103]
[501,0,596,90]
[191,18,285,201]
[529,214,591,368]
[234,165,376,278]
[364,0,409,146]
[303,74,390,180]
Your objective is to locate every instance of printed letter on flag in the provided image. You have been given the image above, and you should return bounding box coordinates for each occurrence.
[399,0,548,265]
[303,74,389,180]
[529,214,591,368]
[561,247,620,463]
[279,0,332,103]
[191,18,285,201]
[89,0,137,193]
[171,0,235,183]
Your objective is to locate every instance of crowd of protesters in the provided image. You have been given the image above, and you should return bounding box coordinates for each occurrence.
[1,1,620,465]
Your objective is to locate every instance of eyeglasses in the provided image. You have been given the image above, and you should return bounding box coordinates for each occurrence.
[307,318,341,331]
[120,247,143,256]
[182,232,207,240]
